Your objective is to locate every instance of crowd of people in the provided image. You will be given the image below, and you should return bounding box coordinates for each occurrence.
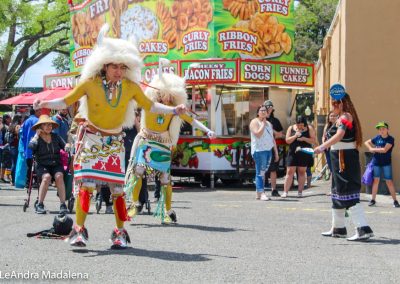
[250,85,399,242]
[0,24,397,249]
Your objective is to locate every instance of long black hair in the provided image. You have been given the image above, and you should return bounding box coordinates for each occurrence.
[296,115,307,126]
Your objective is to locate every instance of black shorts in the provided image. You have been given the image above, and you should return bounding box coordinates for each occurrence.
[36,164,64,181]
[286,151,313,168]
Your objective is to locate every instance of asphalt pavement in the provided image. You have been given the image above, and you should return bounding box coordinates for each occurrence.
[0,179,399,283]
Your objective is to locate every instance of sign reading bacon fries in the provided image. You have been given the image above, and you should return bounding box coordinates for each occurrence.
[181,60,238,85]
[69,0,295,72]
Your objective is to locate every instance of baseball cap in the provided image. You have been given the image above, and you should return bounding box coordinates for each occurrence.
[375,121,388,129]
[264,100,274,108]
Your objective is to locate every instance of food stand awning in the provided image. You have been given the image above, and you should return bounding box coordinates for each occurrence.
[0,88,71,105]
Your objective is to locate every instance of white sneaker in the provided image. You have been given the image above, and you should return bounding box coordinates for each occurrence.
[260,193,270,201]
[281,192,288,198]
[110,228,130,249]
[69,226,89,247]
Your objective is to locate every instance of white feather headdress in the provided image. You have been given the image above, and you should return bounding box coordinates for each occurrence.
[78,24,143,129]
[143,64,189,145]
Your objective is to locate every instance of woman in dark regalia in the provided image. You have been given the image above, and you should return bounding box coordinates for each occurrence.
[314,84,373,241]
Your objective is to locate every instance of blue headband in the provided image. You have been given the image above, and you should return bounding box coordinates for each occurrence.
[330,84,346,100]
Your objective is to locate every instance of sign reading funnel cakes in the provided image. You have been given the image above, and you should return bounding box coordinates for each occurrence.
[120,6,159,42]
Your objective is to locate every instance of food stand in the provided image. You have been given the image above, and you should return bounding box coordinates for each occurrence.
[67,0,314,187]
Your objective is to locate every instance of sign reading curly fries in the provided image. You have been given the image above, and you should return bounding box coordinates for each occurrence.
[69,0,294,72]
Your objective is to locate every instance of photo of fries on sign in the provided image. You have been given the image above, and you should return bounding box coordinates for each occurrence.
[217,0,294,61]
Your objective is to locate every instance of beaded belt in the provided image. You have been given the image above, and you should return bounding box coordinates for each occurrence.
[331,142,356,151]
[139,128,172,144]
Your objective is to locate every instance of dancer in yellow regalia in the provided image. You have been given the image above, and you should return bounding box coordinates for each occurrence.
[125,67,215,224]
[34,25,186,249]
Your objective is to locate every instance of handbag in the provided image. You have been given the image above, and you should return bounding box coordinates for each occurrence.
[362,161,374,186]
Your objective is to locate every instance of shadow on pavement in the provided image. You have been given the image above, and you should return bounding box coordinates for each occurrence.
[130,223,250,233]
[333,237,400,246]
[362,237,400,245]
[0,203,25,207]
[72,247,237,261]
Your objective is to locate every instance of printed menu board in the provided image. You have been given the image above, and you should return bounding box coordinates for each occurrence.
[69,0,294,72]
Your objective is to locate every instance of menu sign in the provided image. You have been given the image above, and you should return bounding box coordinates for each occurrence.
[141,61,179,85]
[43,72,80,90]
[181,60,238,84]
[240,61,275,83]
[239,60,313,87]
[215,0,294,61]
[69,0,295,72]
[276,63,313,86]
[69,0,215,72]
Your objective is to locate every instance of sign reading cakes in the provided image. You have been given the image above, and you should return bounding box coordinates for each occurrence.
[276,63,313,86]
[142,61,179,85]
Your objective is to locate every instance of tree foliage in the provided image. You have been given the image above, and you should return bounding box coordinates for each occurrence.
[52,53,70,74]
[0,0,70,89]
[294,0,339,63]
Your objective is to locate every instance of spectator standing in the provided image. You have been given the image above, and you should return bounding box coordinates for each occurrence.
[15,123,27,189]
[21,108,41,188]
[364,121,399,208]
[0,114,11,182]
[250,105,278,200]
[264,100,284,197]
[4,115,22,185]
[52,109,70,143]
[282,116,316,198]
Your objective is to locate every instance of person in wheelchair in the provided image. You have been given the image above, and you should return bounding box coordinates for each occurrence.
[29,115,69,215]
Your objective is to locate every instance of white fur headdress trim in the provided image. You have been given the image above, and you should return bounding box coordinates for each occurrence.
[78,24,142,129]
[143,73,189,145]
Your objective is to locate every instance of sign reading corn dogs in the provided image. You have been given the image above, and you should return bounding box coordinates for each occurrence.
[69,0,294,72]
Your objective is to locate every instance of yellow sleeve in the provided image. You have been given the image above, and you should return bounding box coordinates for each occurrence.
[63,81,88,106]
[179,113,194,124]
[130,82,153,111]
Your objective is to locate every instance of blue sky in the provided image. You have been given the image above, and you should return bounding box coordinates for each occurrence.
[15,53,57,88]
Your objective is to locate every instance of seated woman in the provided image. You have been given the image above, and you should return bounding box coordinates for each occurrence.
[29,115,68,214]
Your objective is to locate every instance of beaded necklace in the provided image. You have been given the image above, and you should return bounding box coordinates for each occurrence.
[102,76,122,108]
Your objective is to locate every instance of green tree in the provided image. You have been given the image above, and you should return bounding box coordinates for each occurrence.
[52,53,70,74]
[0,0,70,89]
[294,0,339,63]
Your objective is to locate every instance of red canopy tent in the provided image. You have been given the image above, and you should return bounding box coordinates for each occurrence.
[0,88,71,105]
